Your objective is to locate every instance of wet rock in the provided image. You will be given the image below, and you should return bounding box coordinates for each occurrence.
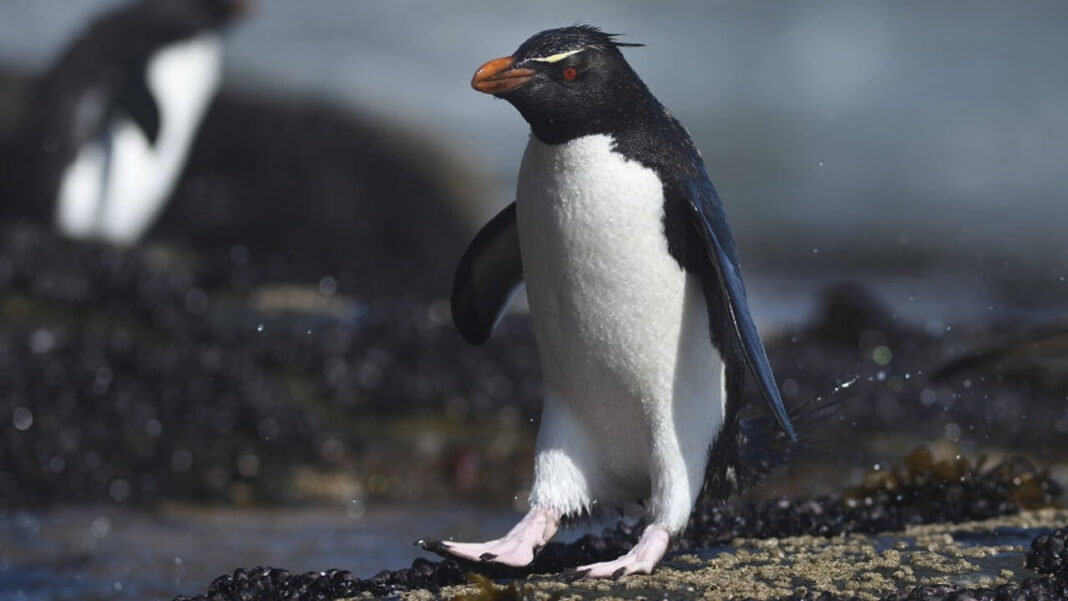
[156,88,474,298]
[1028,528,1068,583]
[935,328,1068,395]
[808,281,913,350]
[173,510,1068,601]
[879,579,1068,601]
[0,224,541,508]
[176,560,468,601]
[764,280,1068,459]
[4,232,1067,512]
[671,448,1059,553]
[402,451,1061,588]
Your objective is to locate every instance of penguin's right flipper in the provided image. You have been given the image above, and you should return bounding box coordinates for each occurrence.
[115,70,161,145]
[452,202,524,345]
[681,167,796,442]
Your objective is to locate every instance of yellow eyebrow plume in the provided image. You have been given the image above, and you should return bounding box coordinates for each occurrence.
[530,48,586,63]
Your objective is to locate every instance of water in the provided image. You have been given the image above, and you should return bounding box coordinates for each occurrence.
[0,504,522,601]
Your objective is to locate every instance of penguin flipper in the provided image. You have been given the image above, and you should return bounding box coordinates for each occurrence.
[682,170,796,442]
[116,70,161,145]
[452,202,523,345]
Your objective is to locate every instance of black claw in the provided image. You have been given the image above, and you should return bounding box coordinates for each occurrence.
[417,539,452,556]
[560,568,590,583]
[478,552,497,562]
[610,567,626,580]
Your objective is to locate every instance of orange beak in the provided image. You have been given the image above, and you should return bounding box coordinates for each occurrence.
[471,56,535,95]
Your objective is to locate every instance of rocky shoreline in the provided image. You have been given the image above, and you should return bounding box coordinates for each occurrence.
[3,224,1067,601]
[170,449,1066,600]
[4,224,1068,510]
[176,513,1068,601]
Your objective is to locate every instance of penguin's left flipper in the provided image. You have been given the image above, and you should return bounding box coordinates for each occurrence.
[681,167,796,442]
[115,69,161,145]
[452,202,523,345]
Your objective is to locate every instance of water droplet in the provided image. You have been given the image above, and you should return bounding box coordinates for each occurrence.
[12,407,33,431]
[782,378,800,396]
[872,345,893,366]
[90,517,111,539]
[943,422,962,441]
[924,318,945,337]
[347,499,366,520]
[29,329,56,354]
[318,276,338,296]
[109,479,131,502]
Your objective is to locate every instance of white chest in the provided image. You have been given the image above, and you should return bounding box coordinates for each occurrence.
[145,32,223,140]
[517,134,726,499]
[516,133,670,291]
[515,134,715,405]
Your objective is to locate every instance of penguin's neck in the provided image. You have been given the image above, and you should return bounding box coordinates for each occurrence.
[518,84,663,146]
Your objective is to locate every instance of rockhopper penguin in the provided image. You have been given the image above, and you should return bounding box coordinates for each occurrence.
[425,25,796,578]
[18,0,248,244]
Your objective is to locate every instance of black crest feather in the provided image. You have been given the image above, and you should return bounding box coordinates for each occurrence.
[513,24,643,63]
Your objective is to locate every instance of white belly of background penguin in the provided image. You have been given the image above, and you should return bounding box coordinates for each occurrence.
[57,34,222,244]
[518,133,725,532]
[423,24,797,579]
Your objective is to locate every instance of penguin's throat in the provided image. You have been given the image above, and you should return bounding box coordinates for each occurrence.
[513,101,648,146]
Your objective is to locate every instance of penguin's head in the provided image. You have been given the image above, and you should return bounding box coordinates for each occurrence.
[472,25,651,144]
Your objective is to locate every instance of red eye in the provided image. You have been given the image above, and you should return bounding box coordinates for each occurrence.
[561,67,578,81]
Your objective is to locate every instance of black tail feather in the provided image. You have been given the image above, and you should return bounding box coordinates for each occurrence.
[704,375,862,499]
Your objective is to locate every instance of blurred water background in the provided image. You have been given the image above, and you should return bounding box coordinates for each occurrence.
[2,2,1068,600]
[4,1,1068,281]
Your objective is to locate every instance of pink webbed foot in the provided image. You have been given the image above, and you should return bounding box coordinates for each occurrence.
[419,507,559,567]
[563,524,670,580]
